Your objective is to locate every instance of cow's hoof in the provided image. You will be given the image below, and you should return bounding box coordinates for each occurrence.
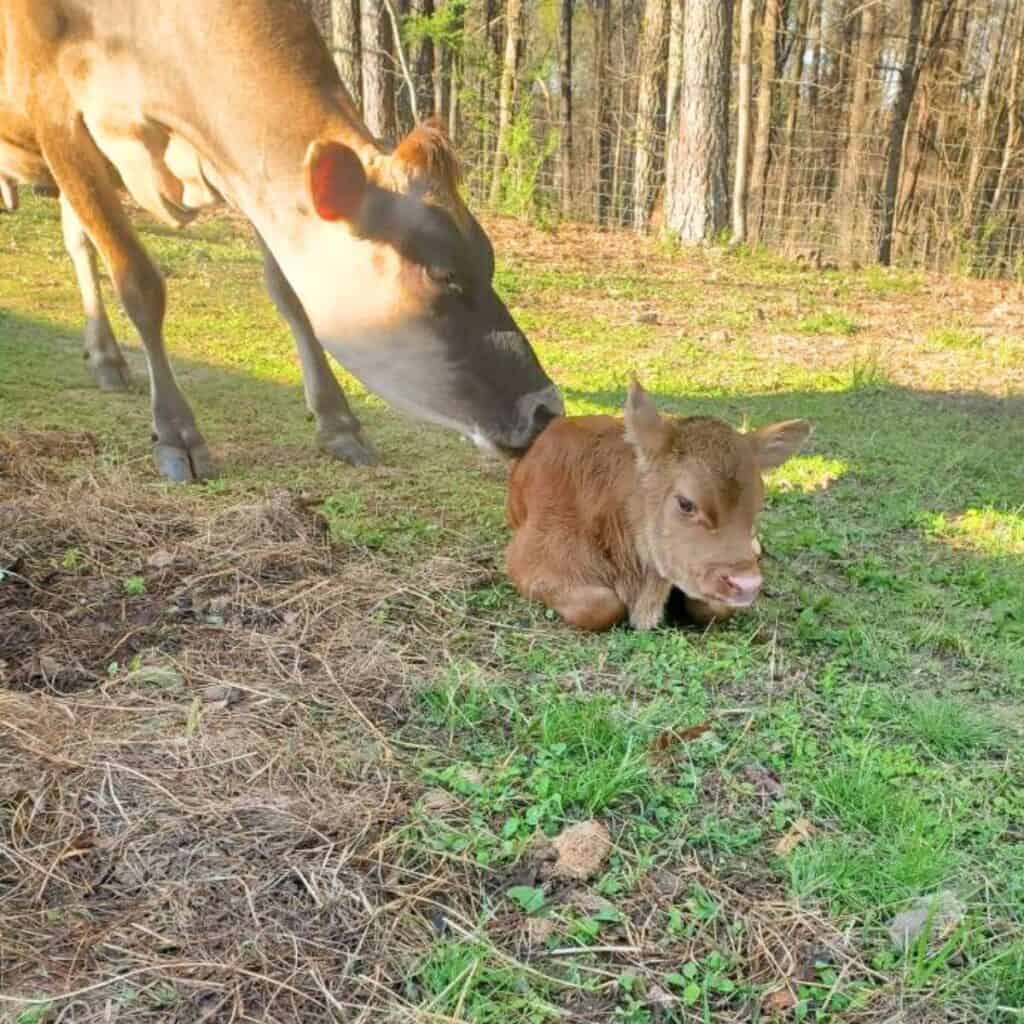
[319,429,379,467]
[93,360,132,392]
[153,442,216,483]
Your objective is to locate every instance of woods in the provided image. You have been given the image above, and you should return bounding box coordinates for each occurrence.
[309,0,1024,277]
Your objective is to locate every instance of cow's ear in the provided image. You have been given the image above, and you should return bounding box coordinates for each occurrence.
[748,419,812,471]
[624,378,672,463]
[305,140,367,222]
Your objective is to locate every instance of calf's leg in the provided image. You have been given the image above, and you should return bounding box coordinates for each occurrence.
[553,585,627,631]
[258,237,377,466]
[506,533,626,630]
[59,195,132,391]
[37,113,212,482]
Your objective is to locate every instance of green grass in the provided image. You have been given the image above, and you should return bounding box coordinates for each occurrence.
[2,196,1023,1021]
[926,326,985,351]
[794,309,861,335]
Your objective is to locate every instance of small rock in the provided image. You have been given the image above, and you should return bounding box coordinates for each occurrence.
[647,868,684,898]
[200,684,243,705]
[457,767,484,787]
[550,819,611,881]
[420,788,460,814]
[741,762,785,800]
[646,982,674,1010]
[564,888,616,915]
[525,917,557,945]
[888,891,964,950]
[147,549,176,569]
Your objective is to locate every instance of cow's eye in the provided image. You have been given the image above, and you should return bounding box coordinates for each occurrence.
[677,496,697,516]
[427,266,464,296]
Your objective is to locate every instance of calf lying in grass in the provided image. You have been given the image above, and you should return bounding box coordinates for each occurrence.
[505,381,811,630]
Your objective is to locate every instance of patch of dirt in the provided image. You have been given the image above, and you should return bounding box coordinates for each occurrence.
[0,453,490,1020]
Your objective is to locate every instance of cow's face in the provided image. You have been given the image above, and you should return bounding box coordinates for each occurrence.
[624,381,810,609]
[298,119,561,454]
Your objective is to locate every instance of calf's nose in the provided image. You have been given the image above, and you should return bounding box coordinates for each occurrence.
[724,571,763,605]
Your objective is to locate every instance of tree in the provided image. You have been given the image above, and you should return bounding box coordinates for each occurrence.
[490,0,524,204]
[559,0,574,216]
[748,0,781,244]
[878,0,955,264]
[410,0,435,117]
[632,0,668,230]
[361,0,396,138]
[837,0,878,256]
[776,0,811,235]
[663,0,684,204]
[590,0,613,224]
[732,0,755,242]
[666,0,733,243]
[331,0,362,104]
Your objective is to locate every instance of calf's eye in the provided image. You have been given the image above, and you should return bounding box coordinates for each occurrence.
[676,496,697,516]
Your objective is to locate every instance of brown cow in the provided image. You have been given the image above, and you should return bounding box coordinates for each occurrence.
[0,0,561,481]
[505,381,811,631]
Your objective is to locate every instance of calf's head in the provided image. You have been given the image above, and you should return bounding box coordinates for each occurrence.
[297,119,561,454]
[625,381,811,609]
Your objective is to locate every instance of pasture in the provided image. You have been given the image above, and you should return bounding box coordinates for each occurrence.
[1,195,1023,1022]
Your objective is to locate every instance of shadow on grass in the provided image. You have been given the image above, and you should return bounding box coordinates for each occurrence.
[3,309,1022,673]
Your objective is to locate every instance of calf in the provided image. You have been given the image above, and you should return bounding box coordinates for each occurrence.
[505,381,811,631]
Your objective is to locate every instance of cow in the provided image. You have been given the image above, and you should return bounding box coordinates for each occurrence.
[505,380,811,631]
[0,0,562,481]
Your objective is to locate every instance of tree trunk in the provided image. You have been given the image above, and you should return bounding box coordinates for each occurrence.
[361,0,396,138]
[989,6,1024,216]
[490,0,524,205]
[666,0,733,243]
[331,0,362,105]
[448,48,460,141]
[878,0,924,265]
[591,0,613,224]
[632,0,668,229]
[836,0,876,257]
[412,0,435,117]
[433,22,446,122]
[748,0,780,245]
[776,0,810,238]
[732,0,755,242]
[559,0,574,216]
[964,0,1003,231]
[663,0,685,203]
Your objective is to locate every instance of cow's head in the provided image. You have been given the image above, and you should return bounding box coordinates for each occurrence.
[297,118,561,454]
[624,381,810,609]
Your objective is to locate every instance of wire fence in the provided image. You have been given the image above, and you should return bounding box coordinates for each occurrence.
[305,2,1024,280]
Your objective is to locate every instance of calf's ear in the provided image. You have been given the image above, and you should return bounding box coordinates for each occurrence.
[624,378,672,463]
[748,419,812,471]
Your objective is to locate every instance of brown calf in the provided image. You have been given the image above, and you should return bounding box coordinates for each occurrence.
[505,381,811,631]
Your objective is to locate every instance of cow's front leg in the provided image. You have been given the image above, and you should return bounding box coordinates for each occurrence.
[629,576,673,630]
[59,195,132,391]
[259,240,377,466]
[38,114,212,482]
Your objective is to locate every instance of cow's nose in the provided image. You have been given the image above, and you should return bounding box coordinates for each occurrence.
[724,571,763,605]
[512,384,564,447]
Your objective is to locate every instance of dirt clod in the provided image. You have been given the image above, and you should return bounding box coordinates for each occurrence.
[548,819,611,881]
